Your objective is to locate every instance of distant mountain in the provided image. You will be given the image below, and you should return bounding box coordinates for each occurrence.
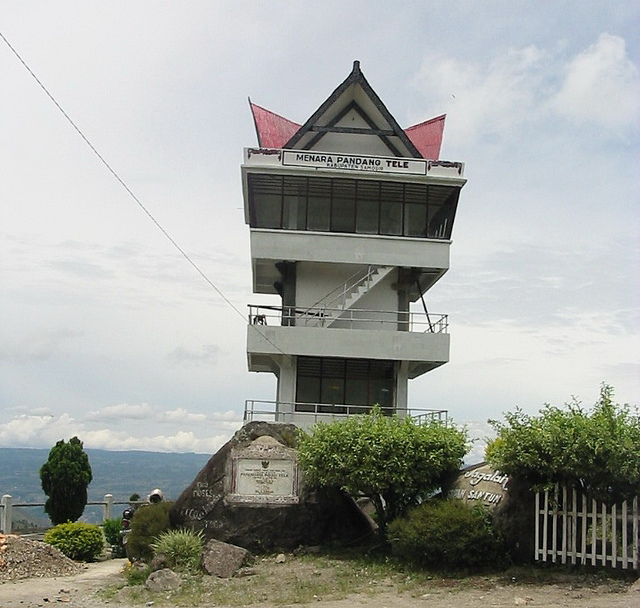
[0,447,212,526]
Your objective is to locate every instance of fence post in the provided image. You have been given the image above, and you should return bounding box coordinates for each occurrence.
[1,495,12,534]
[103,494,113,522]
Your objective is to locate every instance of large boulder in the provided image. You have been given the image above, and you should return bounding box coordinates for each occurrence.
[171,421,373,552]
[443,462,535,563]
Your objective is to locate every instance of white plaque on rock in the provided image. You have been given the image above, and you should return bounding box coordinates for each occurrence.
[236,459,295,497]
[227,435,299,505]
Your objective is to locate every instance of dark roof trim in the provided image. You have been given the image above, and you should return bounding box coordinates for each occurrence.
[284,61,421,158]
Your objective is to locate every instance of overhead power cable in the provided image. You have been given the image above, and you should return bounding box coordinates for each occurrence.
[1,30,241,318]
[1,30,289,358]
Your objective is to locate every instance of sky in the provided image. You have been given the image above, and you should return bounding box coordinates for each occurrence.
[1,2,638,461]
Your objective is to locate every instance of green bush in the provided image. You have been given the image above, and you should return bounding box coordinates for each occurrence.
[388,499,504,570]
[124,561,152,585]
[487,384,640,501]
[102,517,125,557]
[44,521,105,561]
[102,517,123,546]
[151,528,204,573]
[126,502,172,562]
[298,407,467,533]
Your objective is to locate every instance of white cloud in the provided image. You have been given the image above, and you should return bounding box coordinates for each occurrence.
[167,344,219,366]
[414,45,547,142]
[414,33,639,144]
[0,413,83,446]
[0,329,83,363]
[0,407,239,453]
[84,403,154,422]
[80,428,229,454]
[160,408,207,423]
[552,33,640,129]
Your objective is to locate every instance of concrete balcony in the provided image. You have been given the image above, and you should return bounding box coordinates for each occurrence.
[250,229,450,294]
[246,305,449,379]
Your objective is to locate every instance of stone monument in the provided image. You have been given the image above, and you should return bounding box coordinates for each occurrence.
[443,461,535,563]
[170,421,373,552]
[443,462,510,510]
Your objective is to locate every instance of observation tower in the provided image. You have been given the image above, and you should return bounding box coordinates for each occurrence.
[242,62,466,428]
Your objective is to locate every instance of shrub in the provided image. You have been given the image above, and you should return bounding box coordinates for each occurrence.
[298,407,467,533]
[388,499,504,570]
[102,517,126,557]
[124,561,152,585]
[487,384,640,501]
[102,517,123,546]
[151,528,204,573]
[44,521,105,561]
[126,501,172,562]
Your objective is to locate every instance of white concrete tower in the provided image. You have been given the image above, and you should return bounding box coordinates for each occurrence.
[242,62,466,428]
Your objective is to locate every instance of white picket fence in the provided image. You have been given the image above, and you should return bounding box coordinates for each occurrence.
[535,484,639,570]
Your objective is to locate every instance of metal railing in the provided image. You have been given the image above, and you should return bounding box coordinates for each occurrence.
[243,399,448,427]
[248,304,448,333]
[0,494,139,534]
[302,265,388,313]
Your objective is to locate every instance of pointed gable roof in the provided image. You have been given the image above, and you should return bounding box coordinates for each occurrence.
[404,114,445,160]
[249,101,301,149]
[285,61,420,158]
[250,61,446,159]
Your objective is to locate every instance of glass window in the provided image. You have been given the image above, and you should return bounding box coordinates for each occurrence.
[306,178,331,231]
[254,193,282,228]
[248,173,458,240]
[380,201,402,235]
[331,198,356,232]
[295,357,395,412]
[356,199,379,234]
[405,203,427,237]
[307,197,330,231]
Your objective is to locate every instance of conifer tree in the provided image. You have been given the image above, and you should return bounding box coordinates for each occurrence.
[40,436,93,524]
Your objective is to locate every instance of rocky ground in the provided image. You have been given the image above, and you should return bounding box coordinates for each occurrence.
[1,534,639,608]
[0,533,82,581]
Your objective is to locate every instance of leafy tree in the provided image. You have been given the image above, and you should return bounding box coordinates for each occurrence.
[486,384,640,501]
[40,436,93,525]
[297,407,467,533]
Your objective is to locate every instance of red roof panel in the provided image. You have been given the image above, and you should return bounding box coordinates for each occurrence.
[250,102,301,149]
[404,114,446,160]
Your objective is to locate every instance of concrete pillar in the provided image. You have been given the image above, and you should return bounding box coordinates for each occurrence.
[276,355,297,420]
[1,494,12,533]
[103,494,113,522]
[396,361,409,416]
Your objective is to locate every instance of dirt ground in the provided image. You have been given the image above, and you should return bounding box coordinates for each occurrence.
[0,558,638,608]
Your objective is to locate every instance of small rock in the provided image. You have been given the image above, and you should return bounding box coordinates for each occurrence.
[201,539,253,578]
[275,553,286,563]
[145,568,181,592]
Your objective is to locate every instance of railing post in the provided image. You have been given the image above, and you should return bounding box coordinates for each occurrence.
[103,494,113,522]
[1,494,13,533]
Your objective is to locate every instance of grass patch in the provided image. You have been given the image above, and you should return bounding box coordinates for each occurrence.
[99,550,636,606]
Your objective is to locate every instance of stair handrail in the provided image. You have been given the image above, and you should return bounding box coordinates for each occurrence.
[297,265,378,318]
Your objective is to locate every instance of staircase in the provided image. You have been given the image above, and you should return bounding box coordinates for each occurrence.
[299,266,393,327]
